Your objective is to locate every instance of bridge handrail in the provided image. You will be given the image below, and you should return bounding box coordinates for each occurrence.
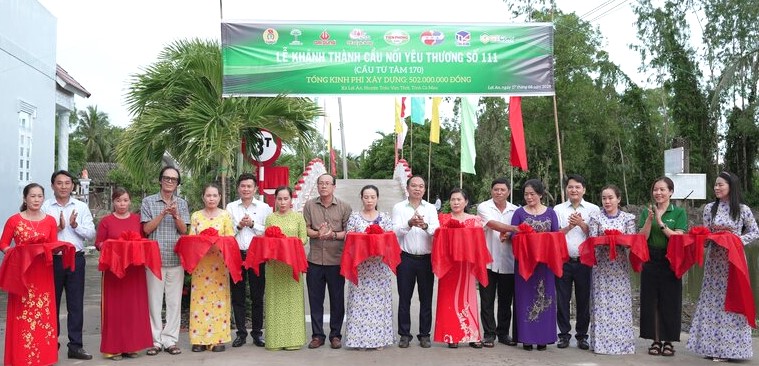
[293,159,326,212]
[393,159,412,200]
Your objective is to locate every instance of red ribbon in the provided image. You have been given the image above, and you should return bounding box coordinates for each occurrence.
[444,219,465,229]
[365,224,385,234]
[603,229,623,260]
[119,231,143,241]
[199,227,219,237]
[265,226,285,238]
[517,222,534,234]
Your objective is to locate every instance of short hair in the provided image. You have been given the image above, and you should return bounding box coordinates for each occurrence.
[565,174,586,188]
[449,188,470,202]
[651,176,674,193]
[318,173,336,185]
[407,175,426,187]
[274,185,293,197]
[523,179,545,196]
[491,177,510,189]
[159,166,181,185]
[20,183,44,211]
[600,184,621,199]
[237,173,257,187]
[111,187,129,201]
[51,170,76,184]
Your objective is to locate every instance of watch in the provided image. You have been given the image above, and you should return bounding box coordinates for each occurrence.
[660,223,667,230]
[422,223,429,230]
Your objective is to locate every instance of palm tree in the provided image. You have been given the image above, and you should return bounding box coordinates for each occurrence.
[118,38,321,200]
[75,105,112,162]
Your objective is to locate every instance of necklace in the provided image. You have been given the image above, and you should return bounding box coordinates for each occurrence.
[21,211,45,234]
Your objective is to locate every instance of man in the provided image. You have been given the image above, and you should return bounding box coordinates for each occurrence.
[302,174,352,349]
[476,177,519,348]
[553,174,600,350]
[226,173,271,348]
[392,175,439,348]
[141,166,190,356]
[43,170,96,360]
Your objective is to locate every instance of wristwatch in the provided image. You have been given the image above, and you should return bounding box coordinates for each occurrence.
[660,223,667,230]
[422,223,429,230]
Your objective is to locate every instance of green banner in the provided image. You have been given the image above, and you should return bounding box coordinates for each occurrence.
[222,22,554,96]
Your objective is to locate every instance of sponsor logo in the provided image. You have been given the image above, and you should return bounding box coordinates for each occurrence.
[455,31,471,46]
[384,30,410,46]
[289,29,303,46]
[420,30,444,45]
[347,28,373,46]
[314,30,337,46]
[479,33,515,44]
[262,28,279,45]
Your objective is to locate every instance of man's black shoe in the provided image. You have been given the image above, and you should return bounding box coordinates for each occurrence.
[252,335,265,347]
[419,336,431,348]
[557,338,570,349]
[398,336,411,348]
[578,339,590,350]
[232,336,246,347]
[68,348,93,360]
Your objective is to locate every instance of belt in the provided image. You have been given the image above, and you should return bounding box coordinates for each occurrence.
[567,257,580,263]
[401,251,431,259]
[75,251,84,257]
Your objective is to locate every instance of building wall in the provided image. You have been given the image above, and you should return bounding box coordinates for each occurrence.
[0,0,57,222]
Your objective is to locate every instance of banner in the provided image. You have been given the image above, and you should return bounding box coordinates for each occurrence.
[222,22,554,96]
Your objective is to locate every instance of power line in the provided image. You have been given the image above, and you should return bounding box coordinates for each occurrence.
[579,0,618,19]
[587,0,631,23]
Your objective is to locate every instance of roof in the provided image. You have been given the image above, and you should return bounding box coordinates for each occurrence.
[84,162,119,184]
[56,65,91,98]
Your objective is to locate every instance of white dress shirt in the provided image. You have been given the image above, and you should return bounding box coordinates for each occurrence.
[554,199,600,258]
[226,198,272,251]
[391,199,440,255]
[477,198,518,274]
[42,197,95,251]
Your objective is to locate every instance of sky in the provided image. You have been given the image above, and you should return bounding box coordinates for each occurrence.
[39,0,650,155]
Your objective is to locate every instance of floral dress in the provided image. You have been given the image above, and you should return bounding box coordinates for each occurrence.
[188,211,235,346]
[587,210,637,355]
[343,211,395,348]
[686,202,759,360]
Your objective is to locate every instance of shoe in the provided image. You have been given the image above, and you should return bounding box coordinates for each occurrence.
[498,336,517,346]
[469,342,482,349]
[330,338,342,349]
[232,336,246,347]
[191,344,205,352]
[712,357,729,362]
[661,342,674,356]
[252,335,265,347]
[537,344,547,351]
[448,343,458,348]
[523,344,533,351]
[145,347,161,356]
[211,345,225,352]
[578,339,590,350]
[557,338,569,349]
[308,337,325,349]
[164,345,181,355]
[482,337,495,348]
[419,336,431,348]
[106,353,123,361]
[68,348,94,360]
[123,352,139,359]
[398,336,411,348]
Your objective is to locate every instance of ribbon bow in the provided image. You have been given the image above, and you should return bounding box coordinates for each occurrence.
[265,226,285,238]
[119,231,143,240]
[689,226,711,235]
[603,229,623,260]
[445,219,465,229]
[518,222,534,234]
[365,224,385,234]
[199,227,219,237]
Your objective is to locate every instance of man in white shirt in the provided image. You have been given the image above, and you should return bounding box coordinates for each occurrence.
[42,170,96,360]
[226,173,272,348]
[392,175,440,349]
[476,177,519,348]
[553,174,600,350]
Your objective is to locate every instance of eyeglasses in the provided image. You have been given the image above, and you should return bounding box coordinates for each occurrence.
[161,176,179,183]
[317,182,333,187]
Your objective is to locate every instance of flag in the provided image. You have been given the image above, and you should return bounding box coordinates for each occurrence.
[328,114,337,176]
[394,98,403,134]
[396,118,408,149]
[509,96,528,171]
[430,97,441,143]
[401,97,407,117]
[460,97,477,174]
[411,97,425,125]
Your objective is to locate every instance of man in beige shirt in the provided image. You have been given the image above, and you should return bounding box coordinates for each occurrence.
[303,174,352,350]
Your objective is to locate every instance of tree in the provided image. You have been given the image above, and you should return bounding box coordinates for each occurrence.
[119,39,321,201]
[74,105,113,162]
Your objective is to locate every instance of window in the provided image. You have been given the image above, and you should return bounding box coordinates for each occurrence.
[18,111,33,184]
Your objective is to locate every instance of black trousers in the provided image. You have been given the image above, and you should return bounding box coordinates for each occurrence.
[230,250,265,338]
[396,252,434,339]
[639,248,682,342]
[53,253,86,351]
[306,263,345,340]
[556,259,592,341]
[479,270,515,342]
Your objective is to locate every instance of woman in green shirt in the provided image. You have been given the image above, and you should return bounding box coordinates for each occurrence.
[638,176,687,357]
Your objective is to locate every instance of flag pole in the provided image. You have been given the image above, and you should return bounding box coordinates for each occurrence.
[552,95,565,202]
[510,166,513,204]
[337,97,348,179]
[410,122,414,168]
[427,141,432,202]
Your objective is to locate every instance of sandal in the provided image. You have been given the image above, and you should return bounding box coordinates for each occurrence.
[145,347,161,356]
[469,342,483,349]
[661,342,675,357]
[447,343,458,348]
[482,340,495,348]
[123,352,139,359]
[648,341,662,356]
[164,345,182,355]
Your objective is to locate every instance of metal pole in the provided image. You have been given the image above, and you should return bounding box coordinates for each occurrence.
[427,141,432,202]
[337,97,348,179]
[552,95,565,202]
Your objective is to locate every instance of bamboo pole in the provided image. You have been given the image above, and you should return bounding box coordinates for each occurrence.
[552,95,565,202]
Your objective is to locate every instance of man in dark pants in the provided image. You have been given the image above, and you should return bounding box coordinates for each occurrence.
[553,174,599,350]
[303,174,352,350]
[391,176,440,348]
[477,177,519,348]
[226,173,271,347]
[43,170,96,360]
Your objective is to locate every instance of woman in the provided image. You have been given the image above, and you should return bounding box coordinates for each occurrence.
[587,184,637,355]
[510,179,559,351]
[263,186,308,350]
[344,185,394,349]
[0,183,60,366]
[638,176,687,357]
[95,187,153,360]
[434,188,484,349]
[188,183,235,352]
[687,171,758,362]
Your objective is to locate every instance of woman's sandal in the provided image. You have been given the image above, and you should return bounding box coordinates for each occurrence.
[661,342,675,357]
[482,340,495,348]
[648,341,662,356]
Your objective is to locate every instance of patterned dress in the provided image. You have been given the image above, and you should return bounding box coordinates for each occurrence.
[587,210,637,355]
[433,214,484,344]
[263,211,308,349]
[344,211,395,348]
[0,214,59,366]
[188,211,235,346]
[510,207,560,346]
[686,202,759,360]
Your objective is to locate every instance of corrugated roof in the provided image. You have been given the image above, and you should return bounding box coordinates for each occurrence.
[84,162,119,183]
[56,65,91,97]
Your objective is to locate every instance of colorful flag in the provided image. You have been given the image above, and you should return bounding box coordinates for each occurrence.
[401,97,407,117]
[460,97,477,174]
[396,118,408,149]
[395,98,403,134]
[411,97,425,125]
[430,97,441,143]
[509,96,528,171]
